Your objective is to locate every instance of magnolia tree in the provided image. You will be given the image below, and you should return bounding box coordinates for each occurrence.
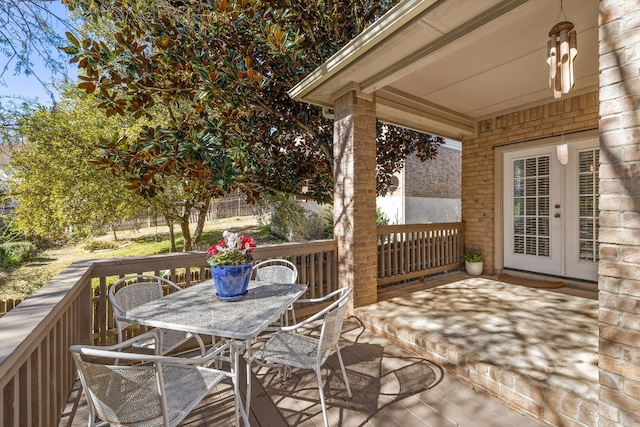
[62,0,443,207]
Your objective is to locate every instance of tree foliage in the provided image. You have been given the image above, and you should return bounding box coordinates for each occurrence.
[6,87,145,240]
[62,0,443,203]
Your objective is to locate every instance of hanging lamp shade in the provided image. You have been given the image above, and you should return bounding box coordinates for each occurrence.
[547,20,577,99]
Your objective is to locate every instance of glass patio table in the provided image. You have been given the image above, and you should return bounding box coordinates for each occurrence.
[122,280,308,427]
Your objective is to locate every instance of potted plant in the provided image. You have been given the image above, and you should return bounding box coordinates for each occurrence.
[464,250,483,276]
[207,230,256,301]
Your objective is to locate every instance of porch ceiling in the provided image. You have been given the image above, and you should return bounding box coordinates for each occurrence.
[289,0,599,140]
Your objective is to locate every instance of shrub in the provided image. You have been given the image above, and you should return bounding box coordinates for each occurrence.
[255,194,331,242]
[83,240,120,252]
[0,242,34,267]
[376,207,390,226]
[324,206,334,238]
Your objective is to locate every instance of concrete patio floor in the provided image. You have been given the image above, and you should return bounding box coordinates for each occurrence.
[355,272,599,427]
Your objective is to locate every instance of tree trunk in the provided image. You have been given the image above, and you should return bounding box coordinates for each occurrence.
[179,202,193,251]
[111,226,119,241]
[192,200,211,245]
[167,222,176,252]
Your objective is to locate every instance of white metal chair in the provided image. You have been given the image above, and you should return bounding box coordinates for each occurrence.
[252,258,298,283]
[70,331,233,427]
[109,274,206,356]
[252,259,299,327]
[250,287,353,427]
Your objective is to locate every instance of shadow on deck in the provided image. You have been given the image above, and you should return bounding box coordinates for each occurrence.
[62,271,595,427]
[61,316,545,426]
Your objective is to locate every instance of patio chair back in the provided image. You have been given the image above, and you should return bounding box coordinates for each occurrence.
[253,259,299,327]
[318,287,351,354]
[252,258,298,283]
[109,274,205,356]
[73,355,164,425]
[109,275,176,333]
[70,339,230,427]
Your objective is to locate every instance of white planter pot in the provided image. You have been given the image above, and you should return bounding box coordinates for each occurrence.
[465,261,483,276]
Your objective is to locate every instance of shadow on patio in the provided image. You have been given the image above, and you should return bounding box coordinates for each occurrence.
[356,272,599,427]
[61,271,597,426]
[61,313,546,427]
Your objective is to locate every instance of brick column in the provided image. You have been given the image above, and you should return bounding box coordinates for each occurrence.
[333,91,378,309]
[598,1,640,426]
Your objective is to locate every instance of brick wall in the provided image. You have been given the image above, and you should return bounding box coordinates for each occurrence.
[461,93,599,274]
[333,92,378,309]
[405,145,461,199]
[598,1,640,425]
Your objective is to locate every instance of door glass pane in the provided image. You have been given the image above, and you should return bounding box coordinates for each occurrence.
[513,155,550,257]
[578,149,599,262]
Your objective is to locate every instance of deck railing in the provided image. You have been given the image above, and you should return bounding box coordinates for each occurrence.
[377,222,464,287]
[0,223,464,426]
[0,239,337,427]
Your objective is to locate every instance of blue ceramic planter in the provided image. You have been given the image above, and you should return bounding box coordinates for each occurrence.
[211,263,252,301]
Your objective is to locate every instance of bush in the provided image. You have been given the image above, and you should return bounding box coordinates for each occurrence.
[0,214,27,243]
[256,194,331,242]
[323,206,387,238]
[0,242,34,267]
[376,207,390,226]
[83,240,120,252]
[324,206,334,238]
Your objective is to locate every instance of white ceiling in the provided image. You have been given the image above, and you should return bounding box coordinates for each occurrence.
[290,0,599,139]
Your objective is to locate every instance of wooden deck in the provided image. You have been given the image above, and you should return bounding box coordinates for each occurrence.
[61,318,544,427]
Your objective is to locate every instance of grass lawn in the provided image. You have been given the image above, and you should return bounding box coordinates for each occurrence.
[0,215,275,300]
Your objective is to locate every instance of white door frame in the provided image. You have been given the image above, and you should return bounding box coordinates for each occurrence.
[496,131,599,281]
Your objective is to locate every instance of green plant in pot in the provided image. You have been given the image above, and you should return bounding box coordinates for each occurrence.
[464,250,483,276]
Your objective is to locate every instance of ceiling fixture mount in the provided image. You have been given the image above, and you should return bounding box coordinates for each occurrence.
[546,0,577,99]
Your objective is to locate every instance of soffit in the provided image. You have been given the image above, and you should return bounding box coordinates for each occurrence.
[290,0,599,139]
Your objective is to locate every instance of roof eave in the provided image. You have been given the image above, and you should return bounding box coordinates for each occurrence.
[287,0,439,105]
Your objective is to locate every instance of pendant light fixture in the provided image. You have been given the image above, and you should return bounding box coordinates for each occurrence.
[546,0,577,99]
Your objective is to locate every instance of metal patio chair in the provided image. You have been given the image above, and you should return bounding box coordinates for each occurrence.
[252,258,299,327]
[250,286,353,427]
[109,274,206,356]
[70,332,232,427]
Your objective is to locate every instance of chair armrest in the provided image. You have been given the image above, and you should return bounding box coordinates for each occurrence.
[84,330,161,352]
[71,338,232,367]
[294,287,346,305]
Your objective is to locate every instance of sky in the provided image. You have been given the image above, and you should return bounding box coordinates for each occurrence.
[0,1,78,105]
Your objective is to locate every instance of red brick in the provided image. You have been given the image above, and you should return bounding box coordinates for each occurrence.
[599,399,621,423]
[599,308,620,326]
[600,386,640,417]
[623,380,640,399]
[600,354,640,382]
[600,325,640,348]
[577,399,599,426]
[623,347,640,364]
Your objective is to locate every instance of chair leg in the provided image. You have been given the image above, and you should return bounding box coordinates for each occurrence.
[335,347,352,398]
[315,367,330,427]
[193,333,206,357]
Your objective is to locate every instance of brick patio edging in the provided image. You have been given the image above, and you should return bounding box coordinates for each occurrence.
[355,308,598,427]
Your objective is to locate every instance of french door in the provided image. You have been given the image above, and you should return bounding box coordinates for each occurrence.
[503,139,599,281]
